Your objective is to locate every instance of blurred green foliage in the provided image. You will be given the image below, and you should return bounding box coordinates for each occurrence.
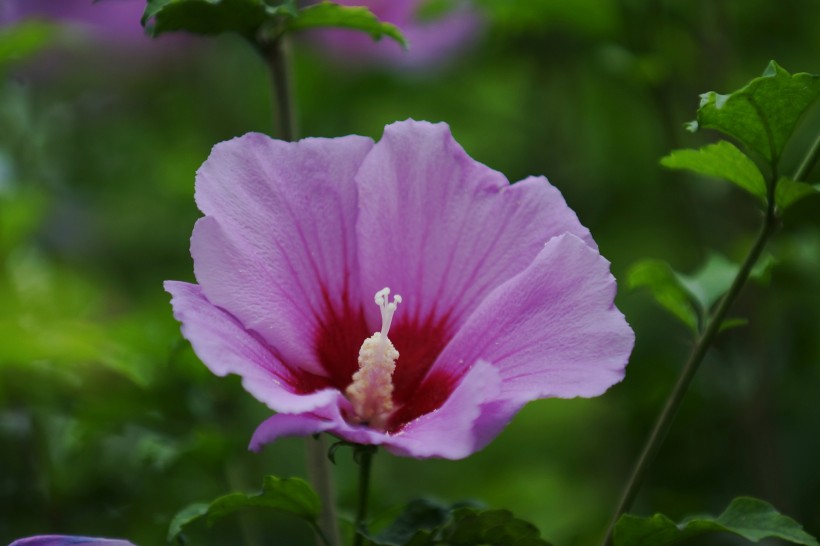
[1,1,819,545]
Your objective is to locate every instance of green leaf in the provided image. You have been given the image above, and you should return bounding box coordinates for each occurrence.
[776,176,820,210]
[167,475,320,541]
[627,259,699,333]
[614,496,820,546]
[660,141,767,202]
[0,20,59,67]
[629,254,773,331]
[362,503,550,546]
[367,499,452,546]
[675,253,774,312]
[287,2,407,48]
[142,0,406,47]
[142,0,291,38]
[443,509,550,546]
[719,317,749,332]
[688,61,820,164]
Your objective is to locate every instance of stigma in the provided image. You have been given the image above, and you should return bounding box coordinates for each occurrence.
[346,287,402,429]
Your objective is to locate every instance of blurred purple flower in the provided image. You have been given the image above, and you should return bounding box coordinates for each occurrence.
[9,537,135,546]
[309,0,482,67]
[1,0,148,43]
[166,119,634,459]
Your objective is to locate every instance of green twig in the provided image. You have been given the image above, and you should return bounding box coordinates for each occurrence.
[600,145,801,545]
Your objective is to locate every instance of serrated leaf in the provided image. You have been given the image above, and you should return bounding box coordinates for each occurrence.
[362,503,549,546]
[660,141,767,202]
[688,61,820,164]
[367,499,451,546]
[444,509,550,546]
[287,2,407,48]
[614,496,820,546]
[776,176,820,210]
[627,259,699,332]
[167,475,320,541]
[142,0,291,38]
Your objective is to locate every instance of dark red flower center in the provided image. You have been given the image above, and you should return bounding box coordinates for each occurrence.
[286,289,457,433]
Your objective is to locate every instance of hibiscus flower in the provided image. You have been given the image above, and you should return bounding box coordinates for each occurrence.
[166,120,634,459]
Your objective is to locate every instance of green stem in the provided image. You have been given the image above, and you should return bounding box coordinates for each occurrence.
[601,172,784,546]
[305,435,342,546]
[258,34,339,546]
[261,35,297,142]
[353,447,376,546]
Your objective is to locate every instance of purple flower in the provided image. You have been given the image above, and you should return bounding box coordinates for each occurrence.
[9,537,135,546]
[1,0,148,44]
[309,0,482,67]
[166,120,634,459]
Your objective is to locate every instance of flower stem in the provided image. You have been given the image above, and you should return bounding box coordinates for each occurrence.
[305,435,342,546]
[600,163,789,546]
[261,35,297,142]
[257,34,339,546]
[353,446,377,546]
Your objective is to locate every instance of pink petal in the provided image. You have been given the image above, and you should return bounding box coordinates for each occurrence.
[355,120,595,408]
[165,281,339,414]
[357,120,594,328]
[250,361,501,459]
[430,233,634,403]
[192,133,374,378]
[384,360,502,459]
[249,412,336,452]
[250,397,386,451]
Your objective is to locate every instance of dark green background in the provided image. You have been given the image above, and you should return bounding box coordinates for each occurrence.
[1,0,819,544]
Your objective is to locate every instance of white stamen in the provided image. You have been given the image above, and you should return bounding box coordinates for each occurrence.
[346,287,402,428]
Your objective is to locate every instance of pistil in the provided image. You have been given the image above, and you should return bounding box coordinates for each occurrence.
[346,288,402,428]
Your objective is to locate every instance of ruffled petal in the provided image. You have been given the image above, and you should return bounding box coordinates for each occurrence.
[165,281,339,414]
[250,395,387,451]
[8,538,135,546]
[249,412,337,452]
[430,233,634,402]
[250,361,501,459]
[356,120,594,333]
[383,360,502,459]
[192,133,374,376]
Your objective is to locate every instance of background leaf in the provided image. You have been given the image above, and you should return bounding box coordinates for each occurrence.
[363,503,550,546]
[614,496,820,546]
[687,61,820,163]
[776,177,820,210]
[627,259,699,332]
[0,20,58,67]
[660,141,767,202]
[167,475,320,541]
[142,0,289,38]
[142,0,406,47]
[287,2,407,48]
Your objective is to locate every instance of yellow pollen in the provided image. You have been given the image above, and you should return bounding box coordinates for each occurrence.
[346,287,401,428]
